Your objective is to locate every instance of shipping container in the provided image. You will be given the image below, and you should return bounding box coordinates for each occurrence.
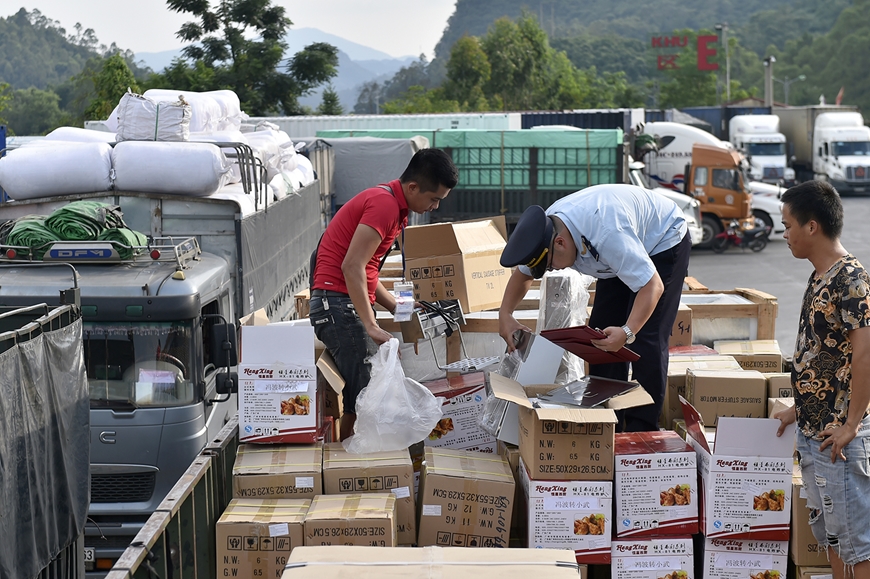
[520,109,644,133]
[679,106,771,140]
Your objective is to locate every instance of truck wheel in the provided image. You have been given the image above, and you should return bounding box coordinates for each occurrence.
[753,209,773,231]
[700,215,722,249]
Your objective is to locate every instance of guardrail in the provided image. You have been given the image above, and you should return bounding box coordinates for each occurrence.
[105,415,239,579]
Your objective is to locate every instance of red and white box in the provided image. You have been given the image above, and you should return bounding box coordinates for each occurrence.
[681,397,794,540]
[615,431,698,537]
[699,538,788,579]
[423,372,496,453]
[612,537,694,579]
[519,456,612,564]
[239,324,318,443]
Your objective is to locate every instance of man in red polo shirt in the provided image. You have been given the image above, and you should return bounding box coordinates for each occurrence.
[309,148,458,440]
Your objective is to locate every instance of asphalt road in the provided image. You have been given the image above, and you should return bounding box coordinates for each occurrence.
[685,196,870,357]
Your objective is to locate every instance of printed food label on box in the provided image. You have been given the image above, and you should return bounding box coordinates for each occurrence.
[239,363,317,443]
[424,383,496,453]
[612,538,694,579]
[704,457,791,537]
[702,538,788,579]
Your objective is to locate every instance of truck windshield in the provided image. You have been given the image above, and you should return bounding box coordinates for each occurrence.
[712,169,742,192]
[83,321,196,408]
[747,143,785,156]
[833,142,870,156]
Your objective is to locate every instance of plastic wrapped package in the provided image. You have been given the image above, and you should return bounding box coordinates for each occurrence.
[0,142,113,200]
[115,90,191,142]
[142,89,223,133]
[245,129,299,181]
[343,338,444,453]
[202,89,247,130]
[538,269,595,384]
[295,154,316,185]
[397,332,505,383]
[189,130,250,185]
[44,126,116,143]
[113,141,232,196]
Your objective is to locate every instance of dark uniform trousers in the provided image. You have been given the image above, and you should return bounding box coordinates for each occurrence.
[587,232,692,432]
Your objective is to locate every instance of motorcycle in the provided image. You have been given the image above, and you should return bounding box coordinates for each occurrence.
[711,219,771,253]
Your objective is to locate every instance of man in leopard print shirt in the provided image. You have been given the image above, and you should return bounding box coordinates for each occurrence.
[774,180,870,578]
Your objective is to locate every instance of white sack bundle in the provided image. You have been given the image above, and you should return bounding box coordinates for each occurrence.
[0,142,113,200]
[115,90,191,142]
[112,141,232,196]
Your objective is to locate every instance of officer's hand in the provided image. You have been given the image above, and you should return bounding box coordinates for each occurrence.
[590,326,628,352]
[499,314,532,353]
[365,322,393,346]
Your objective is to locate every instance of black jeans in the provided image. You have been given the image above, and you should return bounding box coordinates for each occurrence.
[308,294,377,414]
[587,232,692,432]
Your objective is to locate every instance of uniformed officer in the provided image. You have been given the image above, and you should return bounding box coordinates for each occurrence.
[498,184,692,432]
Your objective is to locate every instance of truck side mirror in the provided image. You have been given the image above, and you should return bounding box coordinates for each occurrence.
[210,323,238,368]
[216,372,238,394]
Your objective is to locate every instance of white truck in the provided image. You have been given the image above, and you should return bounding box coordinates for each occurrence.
[729,115,795,185]
[774,106,870,194]
[0,149,323,576]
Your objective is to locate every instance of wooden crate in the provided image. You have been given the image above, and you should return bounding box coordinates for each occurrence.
[681,285,778,341]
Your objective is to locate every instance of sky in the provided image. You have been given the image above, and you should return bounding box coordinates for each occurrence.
[12,1,456,59]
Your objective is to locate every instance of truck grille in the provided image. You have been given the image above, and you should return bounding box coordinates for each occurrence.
[762,167,784,180]
[846,166,870,181]
[90,472,156,503]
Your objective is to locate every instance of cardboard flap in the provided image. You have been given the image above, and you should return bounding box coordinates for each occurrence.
[452,220,508,254]
[403,222,462,258]
[488,373,535,408]
[425,447,514,484]
[323,443,410,469]
[221,498,311,523]
[605,384,654,410]
[532,405,617,424]
[305,494,396,521]
[316,350,345,394]
[714,417,796,457]
[234,444,322,474]
[679,395,710,454]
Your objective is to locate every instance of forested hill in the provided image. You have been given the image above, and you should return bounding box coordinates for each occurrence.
[0,8,98,89]
[434,0,851,62]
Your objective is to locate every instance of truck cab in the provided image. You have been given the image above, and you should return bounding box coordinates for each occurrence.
[729,114,795,185]
[682,144,755,247]
[813,112,870,193]
[628,159,704,246]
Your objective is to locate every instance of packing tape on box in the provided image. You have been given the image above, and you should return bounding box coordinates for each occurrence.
[310,495,396,518]
[284,561,582,570]
[228,500,310,523]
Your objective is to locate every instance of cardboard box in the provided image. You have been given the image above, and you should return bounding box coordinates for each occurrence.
[614,431,698,537]
[497,440,525,546]
[683,401,795,540]
[303,493,397,547]
[317,350,344,423]
[663,355,743,427]
[403,217,510,313]
[700,538,788,579]
[765,373,792,399]
[791,468,828,566]
[281,545,583,578]
[670,303,693,347]
[239,324,318,443]
[417,447,515,548]
[685,369,766,426]
[713,340,783,373]
[233,443,323,499]
[518,456,612,564]
[423,372,496,453]
[796,567,833,579]
[321,443,416,545]
[767,398,794,419]
[216,498,309,579]
[488,373,653,481]
[612,537,694,579]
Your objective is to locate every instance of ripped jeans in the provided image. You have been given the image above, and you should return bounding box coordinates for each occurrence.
[798,416,870,566]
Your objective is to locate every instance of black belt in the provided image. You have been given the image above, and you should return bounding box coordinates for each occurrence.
[311,289,349,298]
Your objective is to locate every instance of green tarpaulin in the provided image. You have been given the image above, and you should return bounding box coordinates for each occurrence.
[96,227,148,259]
[6,215,62,260]
[45,200,127,241]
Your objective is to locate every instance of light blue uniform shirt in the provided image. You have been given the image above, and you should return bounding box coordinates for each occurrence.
[519,184,687,292]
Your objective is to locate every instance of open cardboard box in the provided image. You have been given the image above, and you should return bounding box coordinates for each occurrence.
[489,373,653,480]
[680,396,794,540]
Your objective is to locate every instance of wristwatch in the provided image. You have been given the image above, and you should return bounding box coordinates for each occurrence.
[621,325,636,345]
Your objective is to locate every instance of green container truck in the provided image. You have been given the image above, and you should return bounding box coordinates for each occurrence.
[316,128,624,224]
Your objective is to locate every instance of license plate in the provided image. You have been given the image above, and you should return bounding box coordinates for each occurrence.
[83,547,95,563]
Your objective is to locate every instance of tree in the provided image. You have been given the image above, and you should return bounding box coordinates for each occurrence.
[0,83,11,125]
[83,54,140,121]
[3,87,64,135]
[162,0,338,115]
[381,86,460,114]
[317,85,343,115]
[443,36,491,110]
[353,81,382,114]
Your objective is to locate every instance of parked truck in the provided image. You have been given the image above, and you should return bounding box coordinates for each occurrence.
[0,167,322,575]
[638,122,755,247]
[773,105,870,193]
[729,115,795,185]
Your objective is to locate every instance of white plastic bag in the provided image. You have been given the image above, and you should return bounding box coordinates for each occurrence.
[343,338,444,454]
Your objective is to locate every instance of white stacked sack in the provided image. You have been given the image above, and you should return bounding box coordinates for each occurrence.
[115,90,191,142]
[112,141,233,196]
[0,142,113,200]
